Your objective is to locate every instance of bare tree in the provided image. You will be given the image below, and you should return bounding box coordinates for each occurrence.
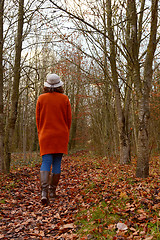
[4,0,24,172]
[106,0,131,164]
[136,0,159,177]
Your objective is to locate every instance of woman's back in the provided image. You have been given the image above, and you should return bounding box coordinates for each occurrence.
[36,92,72,155]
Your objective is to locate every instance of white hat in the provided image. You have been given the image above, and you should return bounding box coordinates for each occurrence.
[44,74,63,88]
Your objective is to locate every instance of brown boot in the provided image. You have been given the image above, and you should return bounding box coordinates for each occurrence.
[49,173,60,198]
[40,171,50,205]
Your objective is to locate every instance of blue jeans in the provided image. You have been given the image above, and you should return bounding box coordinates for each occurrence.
[40,153,63,174]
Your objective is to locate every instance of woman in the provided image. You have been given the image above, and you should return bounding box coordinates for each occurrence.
[36,73,72,205]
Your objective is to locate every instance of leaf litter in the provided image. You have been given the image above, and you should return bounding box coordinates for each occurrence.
[0,151,159,239]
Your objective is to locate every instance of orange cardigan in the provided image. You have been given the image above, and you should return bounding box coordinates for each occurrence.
[36,92,72,156]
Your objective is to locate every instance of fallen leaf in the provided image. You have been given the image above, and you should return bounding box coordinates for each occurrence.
[133,230,139,236]
[144,237,153,240]
[39,231,45,237]
[60,223,74,230]
[130,227,136,232]
[108,224,115,230]
[54,213,61,219]
[34,230,39,234]
[152,204,160,210]
[117,222,128,231]
[119,192,128,198]
[138,214,147,221]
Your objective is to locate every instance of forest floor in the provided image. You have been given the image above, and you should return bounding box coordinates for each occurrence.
[0,151,159,240]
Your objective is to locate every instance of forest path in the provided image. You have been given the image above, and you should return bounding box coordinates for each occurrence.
[0,152,159,239]
[0,153,84,239]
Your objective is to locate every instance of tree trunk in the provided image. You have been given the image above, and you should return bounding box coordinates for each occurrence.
[4,0,24,172]
[69,52,82,150]
[136,0,158,177]
[136,96,150,177]
[0,0,4,172]
[23,97,27,161]
[131,94,138,154]
[106,0,130,164]
[69,80,80,150]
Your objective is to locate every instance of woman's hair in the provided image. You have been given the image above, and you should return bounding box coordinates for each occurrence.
[43,86,64,93]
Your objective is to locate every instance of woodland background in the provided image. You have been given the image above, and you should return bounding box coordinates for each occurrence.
[0,0,160,177]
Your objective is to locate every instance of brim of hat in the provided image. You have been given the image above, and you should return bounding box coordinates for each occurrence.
[44,81,63,88]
